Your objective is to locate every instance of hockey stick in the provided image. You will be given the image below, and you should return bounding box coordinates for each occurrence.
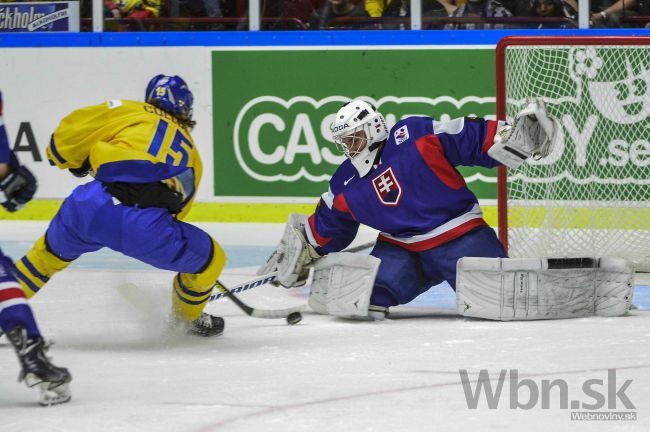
[207,240,376,302]
[118,241,376,322]
[212,279,305,321]
[117,277,304,323]
[207,240,376,322]
[208,272,278,301]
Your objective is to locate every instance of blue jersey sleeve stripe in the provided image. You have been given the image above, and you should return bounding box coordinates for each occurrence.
[19,257,50,284]
[48,135,67,165]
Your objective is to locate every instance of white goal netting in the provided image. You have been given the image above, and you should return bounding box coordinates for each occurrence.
[500,39,650,271]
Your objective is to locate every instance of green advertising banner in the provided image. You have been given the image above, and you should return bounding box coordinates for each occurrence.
[212,48,497,201]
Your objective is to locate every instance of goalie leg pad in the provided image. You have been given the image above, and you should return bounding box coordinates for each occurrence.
[595,257,635,317]
[456,257,634,321]
[308,252,381,318]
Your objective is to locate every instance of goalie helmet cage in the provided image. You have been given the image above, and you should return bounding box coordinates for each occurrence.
[496,36,650,272]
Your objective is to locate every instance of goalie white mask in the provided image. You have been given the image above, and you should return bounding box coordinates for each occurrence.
[330,99,389,177]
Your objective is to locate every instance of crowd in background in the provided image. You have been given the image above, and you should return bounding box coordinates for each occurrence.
[38,0,650,30]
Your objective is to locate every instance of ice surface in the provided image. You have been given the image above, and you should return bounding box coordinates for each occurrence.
[1,222,648,432]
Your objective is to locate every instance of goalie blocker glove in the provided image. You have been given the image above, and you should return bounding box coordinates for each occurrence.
[487,98,558,169]
[0,153,37,212]
[259,213,320,288]
[276,222,321,288]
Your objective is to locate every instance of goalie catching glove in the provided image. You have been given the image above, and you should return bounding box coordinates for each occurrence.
[0,153,37,212]
[487,98,558,169]
[259,213,321,288]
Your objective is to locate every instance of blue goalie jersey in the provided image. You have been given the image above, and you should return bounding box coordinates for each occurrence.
[305,116,504,254]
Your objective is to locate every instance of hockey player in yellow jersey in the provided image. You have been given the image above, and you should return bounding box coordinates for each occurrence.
[14,75,226,337]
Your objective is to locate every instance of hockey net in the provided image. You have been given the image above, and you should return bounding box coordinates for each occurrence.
[496,37,650,272]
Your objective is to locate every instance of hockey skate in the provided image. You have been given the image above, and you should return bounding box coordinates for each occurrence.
[170,312,225,337]
[6,326,71,406]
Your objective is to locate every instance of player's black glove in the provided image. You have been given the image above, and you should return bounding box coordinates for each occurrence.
[69,158,92,178]
[0,154,38,212]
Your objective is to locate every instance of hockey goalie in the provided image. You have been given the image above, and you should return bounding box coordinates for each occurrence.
[260,98,634,321]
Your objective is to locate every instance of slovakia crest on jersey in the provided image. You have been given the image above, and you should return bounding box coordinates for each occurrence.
[372,167,402,206]
[394,126,409,145]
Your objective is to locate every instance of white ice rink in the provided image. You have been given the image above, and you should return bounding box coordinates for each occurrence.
[1,221,648,432]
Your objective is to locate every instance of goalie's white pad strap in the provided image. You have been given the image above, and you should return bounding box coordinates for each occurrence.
[308,252,380,317]
[456,257,633,321]
[595,257,635,317]
[487,98,558,169]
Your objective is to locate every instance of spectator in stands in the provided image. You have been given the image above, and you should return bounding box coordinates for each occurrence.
[309,0,369,29]
[262,0,319,29]
[638,0,650,24]
[591,0,649,27]
[444,0,513,29]
[176,0,224,30]
[367,0,456,18]
[528,0,577,28]
[105,0,160,20]
[499,0,533,17]
[380,0,408,22]
[590,1,620,27]
[366,0,388,17]
[379,0,456,29]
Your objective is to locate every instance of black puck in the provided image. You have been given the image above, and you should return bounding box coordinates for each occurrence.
[286,312,302,325]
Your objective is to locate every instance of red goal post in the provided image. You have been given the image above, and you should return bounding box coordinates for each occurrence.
[495,36,650,271]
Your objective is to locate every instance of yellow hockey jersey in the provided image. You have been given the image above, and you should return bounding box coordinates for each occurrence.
[48,99,202,220]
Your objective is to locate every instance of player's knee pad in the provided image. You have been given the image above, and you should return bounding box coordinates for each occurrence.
[14,235,71,298]
[172,239,225,321]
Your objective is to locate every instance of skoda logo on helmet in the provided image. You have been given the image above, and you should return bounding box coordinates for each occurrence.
[332,123,350,133]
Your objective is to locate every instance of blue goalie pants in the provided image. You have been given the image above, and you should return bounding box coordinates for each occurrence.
[369,226,507,308]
